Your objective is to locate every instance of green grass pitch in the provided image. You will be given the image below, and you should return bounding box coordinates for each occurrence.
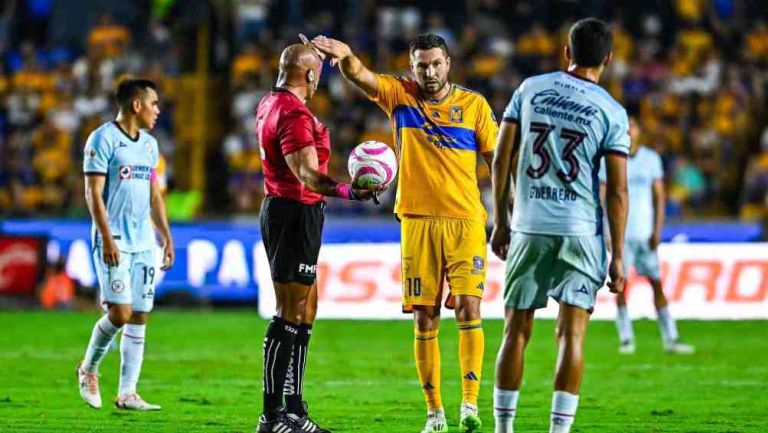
[0,311,766,432]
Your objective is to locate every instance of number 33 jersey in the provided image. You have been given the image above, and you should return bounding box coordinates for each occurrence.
[503,71,630,236]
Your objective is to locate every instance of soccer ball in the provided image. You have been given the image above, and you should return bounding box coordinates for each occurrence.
[347,141,398,188]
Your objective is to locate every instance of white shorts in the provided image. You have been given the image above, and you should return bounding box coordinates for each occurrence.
[624,239,661,280]
[93,248,158,312]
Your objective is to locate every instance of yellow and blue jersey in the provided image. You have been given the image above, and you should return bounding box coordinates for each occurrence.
[370,75,498,221]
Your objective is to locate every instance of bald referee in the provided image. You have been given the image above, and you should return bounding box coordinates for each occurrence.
[255,38,379,433]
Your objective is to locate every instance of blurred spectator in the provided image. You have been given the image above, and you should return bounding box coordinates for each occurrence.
[741,127,768,220]
[223,122,262,212]
[745,20,768,64]
[39,256,76,310]
[87,13,131,59]
[232,43,268,88]
[233,0,271,46]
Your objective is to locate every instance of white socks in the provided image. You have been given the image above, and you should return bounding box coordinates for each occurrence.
[615,305,634,343]
[83,316,122,373]
[549,391,579,433]
[656,306,679,343]
[119,324,146,397]
[494,389,579,433]
[493,387,519,433]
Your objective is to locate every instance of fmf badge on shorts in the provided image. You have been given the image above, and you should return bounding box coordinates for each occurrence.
[111,280,125,293]
[472,255,484,274]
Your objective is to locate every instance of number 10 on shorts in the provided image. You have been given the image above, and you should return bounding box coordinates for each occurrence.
[406,277,422,297]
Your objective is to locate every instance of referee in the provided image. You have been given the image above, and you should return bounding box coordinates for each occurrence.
[255,39,379,433]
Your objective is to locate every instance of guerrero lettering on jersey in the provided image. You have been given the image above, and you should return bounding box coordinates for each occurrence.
[504,71,630,236]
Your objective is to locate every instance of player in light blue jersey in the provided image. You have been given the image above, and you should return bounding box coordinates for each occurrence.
[77,79,174,411]
[490,19,629,433]
[599,117,695,355]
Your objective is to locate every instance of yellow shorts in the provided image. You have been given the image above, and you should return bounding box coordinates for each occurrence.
[401,216,487,310]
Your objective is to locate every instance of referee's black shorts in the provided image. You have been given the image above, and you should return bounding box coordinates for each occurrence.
[260,196,325,286]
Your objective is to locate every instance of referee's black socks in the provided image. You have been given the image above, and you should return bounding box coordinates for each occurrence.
[262,316,299,419]
[285,324,313,415]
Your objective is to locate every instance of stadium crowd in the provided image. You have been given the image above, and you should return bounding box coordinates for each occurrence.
[1,0,768,220]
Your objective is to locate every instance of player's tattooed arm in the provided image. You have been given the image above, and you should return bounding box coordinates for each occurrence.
[84,174,119,266]
[490,121,520,260]
[311,35,378,97]
[285,146,379,201]
[150,178,174,270]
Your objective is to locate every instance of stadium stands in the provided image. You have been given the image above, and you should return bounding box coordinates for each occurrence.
[0,0,767,221]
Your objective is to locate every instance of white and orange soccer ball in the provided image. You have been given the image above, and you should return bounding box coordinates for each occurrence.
[347,141,398,188]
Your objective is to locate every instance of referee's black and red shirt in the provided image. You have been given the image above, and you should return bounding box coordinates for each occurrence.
[255,88,330,205]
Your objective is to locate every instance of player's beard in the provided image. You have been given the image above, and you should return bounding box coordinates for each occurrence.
[420,77,448,98]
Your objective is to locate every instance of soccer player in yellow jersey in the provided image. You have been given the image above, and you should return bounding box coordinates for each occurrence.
[313,33,497,433]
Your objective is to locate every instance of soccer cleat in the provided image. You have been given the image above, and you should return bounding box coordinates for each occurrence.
[77,361,102,409]
[421,408,448,433]
[286,402,331,433]
[618,340,636,355]
[115,393,162,411]
[664,340,695,354]
[257,413,304,433]
[459,402,482,433]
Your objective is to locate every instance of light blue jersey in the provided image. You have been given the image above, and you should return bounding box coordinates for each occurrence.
[83,121,159,252]
[599,145,663,240]
[503,71,630,236]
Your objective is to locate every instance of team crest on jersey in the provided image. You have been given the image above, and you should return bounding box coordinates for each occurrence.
[119,165,132,179]
[144,141,152,153]
[450,106,463,123]
[432,110,440,119]
[111,280,125,293]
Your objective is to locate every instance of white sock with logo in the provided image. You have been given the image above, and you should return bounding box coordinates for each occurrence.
[549,391,579,433]
[494,387,519,433]
[657,306,679,343]
[615,305,634,343]
[119,324,146,397]
[83,315,122,373]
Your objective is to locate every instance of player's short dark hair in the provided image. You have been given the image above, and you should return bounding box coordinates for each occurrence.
[568,18,613,67]
[409,33,450,58]
[115,79,157,108]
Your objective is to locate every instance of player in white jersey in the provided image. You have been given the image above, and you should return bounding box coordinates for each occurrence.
[77,79,174,411]
[490,19,629,433]
[599,117,695,355]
